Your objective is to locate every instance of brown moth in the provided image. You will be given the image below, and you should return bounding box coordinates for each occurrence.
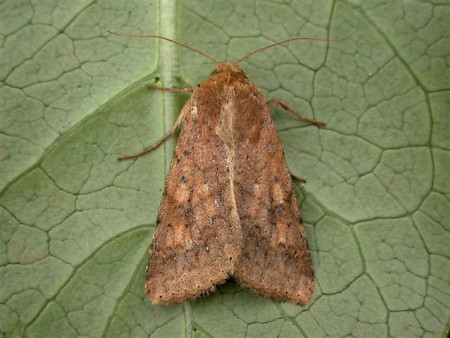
[116,35,326,305]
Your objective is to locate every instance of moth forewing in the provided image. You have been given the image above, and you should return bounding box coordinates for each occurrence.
[145,64,245,304]
[233,101,314,303]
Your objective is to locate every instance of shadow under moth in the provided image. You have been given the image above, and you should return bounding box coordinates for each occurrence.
[116,34,326,305]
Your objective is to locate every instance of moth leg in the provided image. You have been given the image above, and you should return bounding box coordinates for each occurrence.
[148,85,197,93]
[290,171,306,184]
[266,99,325,127]
[267,98,320,183]
[118,100,191,161]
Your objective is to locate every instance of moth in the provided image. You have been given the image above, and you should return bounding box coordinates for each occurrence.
[116,34,326,305]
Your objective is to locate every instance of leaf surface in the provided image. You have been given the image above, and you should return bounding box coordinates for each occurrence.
[1,1,449,337]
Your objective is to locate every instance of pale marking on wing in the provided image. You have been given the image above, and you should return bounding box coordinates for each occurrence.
[272,183,285,204]
[217,95,240,228]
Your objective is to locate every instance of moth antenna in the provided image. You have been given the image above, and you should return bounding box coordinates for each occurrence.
[107,31,219,66]
[237,36,334,63]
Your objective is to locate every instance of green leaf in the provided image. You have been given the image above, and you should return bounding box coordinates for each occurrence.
[1,1,449,337]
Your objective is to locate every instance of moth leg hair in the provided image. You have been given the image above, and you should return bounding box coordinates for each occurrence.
[290,171,306,184]
[148,85,197,93]
[117,100,191,161]
[266,98,325,127]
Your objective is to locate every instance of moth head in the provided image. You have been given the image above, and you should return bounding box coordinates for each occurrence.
[212,61,243,76]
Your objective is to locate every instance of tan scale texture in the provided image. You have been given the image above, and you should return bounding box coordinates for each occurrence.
[146,62,313,305]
